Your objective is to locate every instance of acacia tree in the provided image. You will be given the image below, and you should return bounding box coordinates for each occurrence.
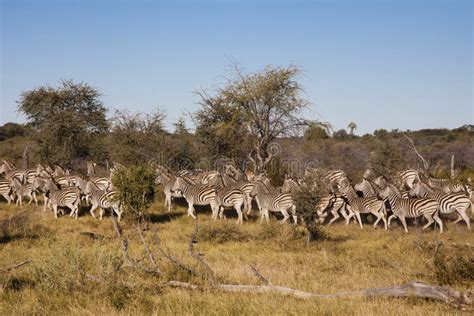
[17,80,108,166]
[195,65,319,172]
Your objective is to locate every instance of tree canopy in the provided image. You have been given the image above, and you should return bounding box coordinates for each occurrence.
[17,80,108,166]
[194,65,315,172]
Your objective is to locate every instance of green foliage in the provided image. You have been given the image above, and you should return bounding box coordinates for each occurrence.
[370,140,406,179]
[0,123,28,141]
[304,124,329,141]
[17,80,108,166]
[194,65,311,171]
[294,169,329,243]
[112,164,156,221]
[108,110,169,165]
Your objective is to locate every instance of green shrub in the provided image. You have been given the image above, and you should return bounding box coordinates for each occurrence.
[112,164,156,222]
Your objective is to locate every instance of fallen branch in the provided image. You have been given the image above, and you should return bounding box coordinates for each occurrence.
[166,280,472,310]
[0,260,30,273]
[154,236,201,277]
[249,264,271,285]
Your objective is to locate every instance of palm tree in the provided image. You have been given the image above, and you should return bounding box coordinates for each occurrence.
[347,122,357,135]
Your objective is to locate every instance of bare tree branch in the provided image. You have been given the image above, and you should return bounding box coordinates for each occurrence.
[403,132,430,171]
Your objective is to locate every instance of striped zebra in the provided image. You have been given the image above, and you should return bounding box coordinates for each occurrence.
[410,181,471,230]
[0,160,25,183]
[87,161,112,190]
[44,178,81,219]
[398,169,419,190]
[250,181,297,224]
[11,178,38,207]
[0,180,13,204]
[378,184,442,233]
[354,179,376,197]
[155,168,183,212]
[338,181,387,229]
[216,173,256,216]
[427,177,469,195]
[324,169,349,187]
[170,176,217,218]
[214,186,246,224]
[315,193,349,225]
[84,181,122,221]
[281,175,303,194]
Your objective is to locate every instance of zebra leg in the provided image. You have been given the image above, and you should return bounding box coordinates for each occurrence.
[387,215,396,228]
[245,196,252,216]
[165,192,171,212]
[421,214,435,232]
[90,203,98,218]
[354,211,363,229]
[432,212,444,233]
[235,202,243,224]
[187,203,196,219]
[328,207,340,225]
[453,208,471,230]
[33,192,38,206]
[279,209,290,224]
[53,205,58,219]
[43,196,49,212]
[372,211,382,229]
[399,216,408,233]
[290,204,297,225]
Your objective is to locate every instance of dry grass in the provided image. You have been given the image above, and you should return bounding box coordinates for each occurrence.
[0,198,473,315]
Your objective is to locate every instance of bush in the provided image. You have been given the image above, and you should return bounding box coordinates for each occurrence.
[112,164,156,222]
[433,251,474,286]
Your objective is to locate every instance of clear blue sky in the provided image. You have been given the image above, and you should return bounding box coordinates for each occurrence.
[1,0,472,134]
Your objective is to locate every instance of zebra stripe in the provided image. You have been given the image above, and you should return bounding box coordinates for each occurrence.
[44,179,80,219]
[251,181,297,224]
[85,181,122,221]
[410,182,471,230]
[378,184,442,233]
[171,177,217,218]
[215,187,246,224]
[338,182,387,229]
[0,181,13,204]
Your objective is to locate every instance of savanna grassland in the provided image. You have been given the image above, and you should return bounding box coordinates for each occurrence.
[1,195,472,315]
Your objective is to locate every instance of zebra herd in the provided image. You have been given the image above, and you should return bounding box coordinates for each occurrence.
[314,169,472,233]
[0,160,122,221]
[0,159,472,233]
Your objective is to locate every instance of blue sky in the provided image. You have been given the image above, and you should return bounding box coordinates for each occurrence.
[1,0,472,134]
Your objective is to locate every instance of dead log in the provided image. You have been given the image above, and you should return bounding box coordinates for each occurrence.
[166,280,472,310]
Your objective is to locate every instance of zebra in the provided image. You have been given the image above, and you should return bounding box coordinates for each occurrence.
[315,193,350,225]
[398,169,419,190]
[155,168,183,212]
[281,174,303,194]
[354,178,376,197]
[84,181,122,221]
[87,161,112,190]
[427,177,469,195]
[250,180,297,224]
[338,181,387,229]
[0,160,25,183]
[170,176,217,219]
[410,181,471,230]
[215,172,256,217]
[44,178,81,219]
[214,186,246,224]
[378,184,442,233]
[10,178,38,207]
[324,169,349,186]
[0,180,13,204]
